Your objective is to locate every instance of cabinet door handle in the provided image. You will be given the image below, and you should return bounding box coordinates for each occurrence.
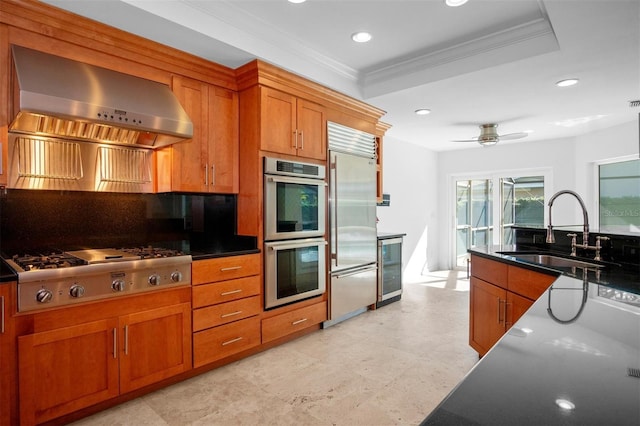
[222,337,243,346]
[204,164,208,186]
[220,266,242,272]
[299,130,304,150]
[1,296,4,334]
[210,164,215,187]
[497,298,503,324]
[293,130,298,149]
[292,318,308,326]
[124,325,129,355]
[113,328,117,359]
[221,289,242,296]
[221,310,243,319]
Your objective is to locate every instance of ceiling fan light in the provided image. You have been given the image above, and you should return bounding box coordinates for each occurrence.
[352,32,372,43]
[415,108,431,115]
[480,139,498,147]
[445,0,469,7]
[288,0,306,3]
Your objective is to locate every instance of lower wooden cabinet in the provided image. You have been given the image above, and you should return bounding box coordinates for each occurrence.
[1,284,17,426]
[469,254,557,356]
[193,316,261,367]
[17,301,191,425]
[18,318,120,425]
[262,301,327,344]
[469,277,534,356]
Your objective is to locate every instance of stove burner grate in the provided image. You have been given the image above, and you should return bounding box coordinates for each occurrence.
[12,253,87,271]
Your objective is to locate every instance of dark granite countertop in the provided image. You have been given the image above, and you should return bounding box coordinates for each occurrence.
[422,246,640,425]
[0,259,17,283]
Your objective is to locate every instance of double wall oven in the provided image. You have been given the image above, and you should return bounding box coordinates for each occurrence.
[263,157,327,309]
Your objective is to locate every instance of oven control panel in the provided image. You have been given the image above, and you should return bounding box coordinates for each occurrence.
[17,261,191,312]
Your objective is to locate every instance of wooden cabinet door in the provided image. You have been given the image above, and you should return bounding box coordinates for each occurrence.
[18,319,120,425]
[208,86,239,193]
[0,285,15,426]
[119,303,192,394]
[469,277,506,356]
[260,87,297,156]
[506,291,534,329]
[170,76,208,192]
[296,99,326,160]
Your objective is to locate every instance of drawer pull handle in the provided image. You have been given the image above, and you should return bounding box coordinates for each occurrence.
[292,318,308,326]
[222,337,243,346]
[221,289,242,296]
[220,266,242,272]
[221,310,243,318]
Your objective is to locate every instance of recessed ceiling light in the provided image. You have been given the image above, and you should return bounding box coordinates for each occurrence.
[415,109,431,115]
[351,32,372,43]
[445,0,469,6]
[556,78,579,87]
[555,399,575,410]
[288,0,306,3]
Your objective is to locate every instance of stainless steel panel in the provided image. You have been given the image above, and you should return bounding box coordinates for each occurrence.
[330,263,377,320]
[329,151,377,272]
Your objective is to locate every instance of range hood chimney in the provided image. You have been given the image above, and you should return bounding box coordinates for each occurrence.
[9,45,193,148]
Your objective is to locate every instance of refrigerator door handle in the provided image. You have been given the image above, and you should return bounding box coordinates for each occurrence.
[334,264,378,279]
[269,240,327,251]
[331,155,339,265]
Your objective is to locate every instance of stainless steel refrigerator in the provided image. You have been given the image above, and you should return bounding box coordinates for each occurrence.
[325,122,378,325]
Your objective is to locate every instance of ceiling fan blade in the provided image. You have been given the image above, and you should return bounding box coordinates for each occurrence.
[498,132,528,141]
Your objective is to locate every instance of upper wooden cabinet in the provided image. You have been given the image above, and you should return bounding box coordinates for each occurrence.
[260,87,326,161]
[158,75,239,193]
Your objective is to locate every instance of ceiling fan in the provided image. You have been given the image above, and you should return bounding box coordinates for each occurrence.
[452,123,528,146]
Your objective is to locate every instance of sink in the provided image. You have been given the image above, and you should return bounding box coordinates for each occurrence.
[497,252,604,269]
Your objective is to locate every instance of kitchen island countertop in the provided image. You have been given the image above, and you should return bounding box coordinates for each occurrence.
[422,246,640,425]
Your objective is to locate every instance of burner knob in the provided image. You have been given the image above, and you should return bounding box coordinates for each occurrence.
[148,274,160,286]
[36,289,53,304]
[170,271,183,282]
[69,284,85,298]
[112,279,126,292]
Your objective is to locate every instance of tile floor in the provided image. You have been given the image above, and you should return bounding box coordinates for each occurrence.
[71,270,478,426]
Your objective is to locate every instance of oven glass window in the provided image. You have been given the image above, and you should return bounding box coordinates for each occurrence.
[276,182,319,233]
[276,245,320,298]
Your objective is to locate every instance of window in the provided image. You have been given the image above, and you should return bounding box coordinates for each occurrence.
[501,176,545,244]
[599,158,640,234]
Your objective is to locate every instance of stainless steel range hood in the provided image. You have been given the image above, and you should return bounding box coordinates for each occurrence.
[9,45,193,148]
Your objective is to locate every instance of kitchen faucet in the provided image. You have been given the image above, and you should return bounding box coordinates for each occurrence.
[546,189,608,259]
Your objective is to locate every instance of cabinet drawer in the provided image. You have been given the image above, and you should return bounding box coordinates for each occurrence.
[471,255,508,289]
[193,296,261,331]
[192,276,261,308]
[508,265,557,300]
[192,253,260,285]
[193,316,261,367]
[261,301,327,344]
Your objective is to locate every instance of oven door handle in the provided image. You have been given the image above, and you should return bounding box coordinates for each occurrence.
[269,240,328,251]
[266,175,327,186]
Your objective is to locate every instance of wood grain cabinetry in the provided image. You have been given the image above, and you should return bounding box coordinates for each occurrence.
[469,254,557,356]
[192,254,262,367]
[17,292,191,425]
[0,284,15,426]
[260,86,326,161]
[158,75,238,193]
[262,301,327,344]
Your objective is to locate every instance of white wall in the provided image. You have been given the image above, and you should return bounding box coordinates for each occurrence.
[381,119,639,273]
[376,136,438,277]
